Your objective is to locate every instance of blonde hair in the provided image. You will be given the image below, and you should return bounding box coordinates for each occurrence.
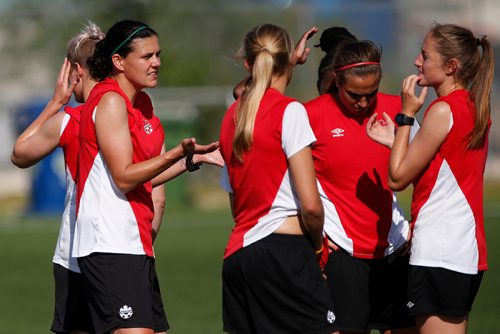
[233,24,293,162]
[66,21,105,69]
[430,23,494,149]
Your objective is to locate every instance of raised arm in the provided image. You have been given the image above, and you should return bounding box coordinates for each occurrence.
[388,75,450,190]
[291,26,319,65]
[11,59,76,168]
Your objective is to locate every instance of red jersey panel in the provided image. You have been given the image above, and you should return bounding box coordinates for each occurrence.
[410,90,489,274]
[305,93,409,259]
[75,79,163,258]
[219,88,316,259]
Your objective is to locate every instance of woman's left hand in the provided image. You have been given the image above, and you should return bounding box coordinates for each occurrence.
[194,148,224,167]
[291,26,318,66]
[366,112,395,148]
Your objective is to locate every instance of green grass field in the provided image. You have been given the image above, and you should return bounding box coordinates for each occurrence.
[0,184,499,333]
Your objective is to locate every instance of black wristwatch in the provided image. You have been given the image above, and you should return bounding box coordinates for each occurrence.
[395,113,415,126]
[186,153,201,172]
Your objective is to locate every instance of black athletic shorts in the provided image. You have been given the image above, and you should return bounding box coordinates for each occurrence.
[407,265,484,318]
[78,253,169,334]
[50,263,93,333]
[324,248,415,332]
[222,233,337,334]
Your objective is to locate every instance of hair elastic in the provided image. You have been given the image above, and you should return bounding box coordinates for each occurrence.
[111,26,149,56]
[335,61,380,72]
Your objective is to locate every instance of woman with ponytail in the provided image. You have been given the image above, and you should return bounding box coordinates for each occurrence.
[367,23,494,334]
[219,24,336,334]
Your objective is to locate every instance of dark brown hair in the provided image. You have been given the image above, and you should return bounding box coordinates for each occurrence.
[430,23,494,149]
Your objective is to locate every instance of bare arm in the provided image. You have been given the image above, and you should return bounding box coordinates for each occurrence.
[388,75,450,190]
[11,59,76,168]
[95,92,218,193]
[152,148,223,187]
[288,146,324,251]
[151,183,166,243]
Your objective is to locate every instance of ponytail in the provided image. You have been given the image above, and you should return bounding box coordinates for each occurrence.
[233,50,274,162]
[232,24,293,162]
[430,23,494,150]
[468,36,494,149]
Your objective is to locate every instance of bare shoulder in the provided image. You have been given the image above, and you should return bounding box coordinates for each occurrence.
[98,91,127,112]
[426,100,452,119]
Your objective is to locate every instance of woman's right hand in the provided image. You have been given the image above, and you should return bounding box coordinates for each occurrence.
[401,74,428,117]
[52,58,78,108]
[179,138,220,157]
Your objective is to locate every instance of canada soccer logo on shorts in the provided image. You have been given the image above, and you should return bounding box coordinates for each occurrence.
[119,305,133,319]
[143,120,153,135]
[327,310,336,324]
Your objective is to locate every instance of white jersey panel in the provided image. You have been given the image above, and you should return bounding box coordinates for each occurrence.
[242,169,300,247]
[281,101,316,158]
[386,193,410,255]
[219,165,232,193]
[320,181,353,253]
[410,160,479,274]
[73,152,145,257]
[53,164,80,272]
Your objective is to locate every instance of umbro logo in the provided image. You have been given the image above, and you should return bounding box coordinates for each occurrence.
[327,310,336,323]
[331,128,344,137]
[119,305,133,319]
[407,301,415,309]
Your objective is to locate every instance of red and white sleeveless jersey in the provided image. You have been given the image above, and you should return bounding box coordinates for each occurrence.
[410,89,489,274]
[219,88,316,259]
[305,93,409,259]
[74,79,164,258]
[52,105,81,272]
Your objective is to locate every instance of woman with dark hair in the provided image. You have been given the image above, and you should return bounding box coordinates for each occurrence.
[305,28,416,334]
[315,26,357,95]
[367,23,494,334]
[219,24,336,334]
[75,20,218,334]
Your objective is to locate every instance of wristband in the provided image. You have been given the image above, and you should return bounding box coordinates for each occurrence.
[395,113,415,126]
[186,153,201,172]
[315,245,324,255]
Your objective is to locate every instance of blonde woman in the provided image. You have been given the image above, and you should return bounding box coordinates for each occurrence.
[219,24,336,334]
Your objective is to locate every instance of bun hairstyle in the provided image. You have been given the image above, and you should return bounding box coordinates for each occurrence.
[87,20,157,81]
[315,27,357,53]
[66,21,105,69]
[316,27,357,94]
